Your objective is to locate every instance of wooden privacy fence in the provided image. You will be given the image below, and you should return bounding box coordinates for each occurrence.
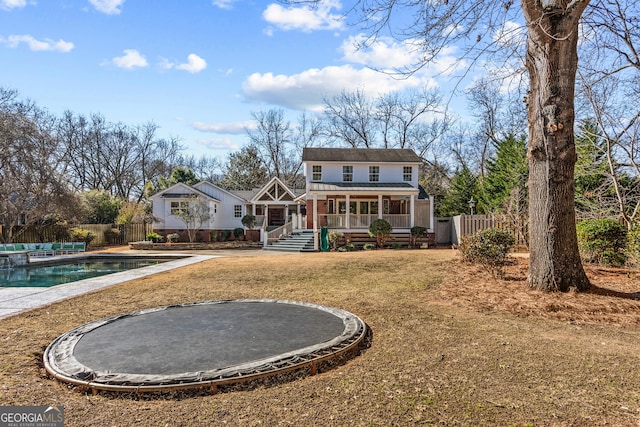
[2,223,153,247]
[448,214,529,248]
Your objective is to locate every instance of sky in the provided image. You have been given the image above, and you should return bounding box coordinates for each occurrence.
[0,0,475,160]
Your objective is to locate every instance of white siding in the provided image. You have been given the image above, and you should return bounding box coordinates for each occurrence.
[305,162,419,186]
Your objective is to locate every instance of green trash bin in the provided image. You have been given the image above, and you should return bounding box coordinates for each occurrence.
[320,226,330,252]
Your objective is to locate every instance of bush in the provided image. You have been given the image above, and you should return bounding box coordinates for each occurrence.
[338,243,357,252]
[233,227,245,240]
[69,227,96,245]
[369,219,392,248]
[328,231,344,250]
[221,230,232,241]
[460,228,515,278]
[210,230,218,242]
[166,233,180,243]
[146,232,163,243]
[363,243,376,250]
[628,225,640,266]
[576,219,627,266]
[410,226,428,248]
[241,214,257,230]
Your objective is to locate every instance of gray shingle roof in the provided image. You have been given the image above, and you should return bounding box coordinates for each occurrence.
[302,147,422,163]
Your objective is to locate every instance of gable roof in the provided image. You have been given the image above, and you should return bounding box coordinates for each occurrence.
[149,182,220,202]
[302,148,422,163]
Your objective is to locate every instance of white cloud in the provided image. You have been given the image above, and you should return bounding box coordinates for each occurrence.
[89,0,124,15]
[340,34,465,77]
[161,54,207,73]
[111,49,148,69]
[176,54,207,73]
[340,35,420,70]
[263,0,344,33]
[0,0,26,10]
[199,137,241,151]
[242,65,433,112]
[0,35,74,52]
[191,120,255,134]
[212,0,238,10]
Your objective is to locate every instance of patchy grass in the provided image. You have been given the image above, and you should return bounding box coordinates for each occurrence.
[1,249,640,426]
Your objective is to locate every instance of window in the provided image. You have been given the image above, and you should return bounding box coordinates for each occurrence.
[342,165,353,182]
[234,205,242,218]
[369,166,379,182]
[312,165,322,181]
[403,166,412,181]
[170,201,189,215]
[328,199,335,214]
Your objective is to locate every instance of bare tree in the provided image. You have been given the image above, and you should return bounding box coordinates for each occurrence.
[0,90,83,242]
[576,0,640,229]
[323,88,377,148]
[174,196,212,243]
[465,79,528,179]
[246,109,321,187]
[376,89,451,157]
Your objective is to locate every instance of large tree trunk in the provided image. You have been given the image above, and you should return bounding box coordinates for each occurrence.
[523,0,591,292]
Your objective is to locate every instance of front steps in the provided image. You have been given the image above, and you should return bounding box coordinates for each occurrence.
[264,231,316,252]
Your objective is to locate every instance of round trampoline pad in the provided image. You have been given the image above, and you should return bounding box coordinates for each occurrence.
[43,299,367,393]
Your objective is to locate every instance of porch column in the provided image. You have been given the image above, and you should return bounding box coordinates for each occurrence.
[252,203,256,216]
[345,194,350,229]
[410,195,415,228]
[297,203,302,229]
[378,194,383,219]
[263,204,269,248]
[313,195,318,251]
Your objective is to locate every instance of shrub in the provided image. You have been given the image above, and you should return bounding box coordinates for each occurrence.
[369,219,392,248]
[339,243,357,252]
[233,227,245,240]
[627,225,640,266]
[221,230,232,241]
[210,230,218,242]
[69,227,96,245]
[410,226,428,248]
[460,228,515,278]
[363,243,376,250]
[328,231,344,250]
[576,219,627,266]
[241,214,257,230]
[166,233,180,243]
[146,232,163,243]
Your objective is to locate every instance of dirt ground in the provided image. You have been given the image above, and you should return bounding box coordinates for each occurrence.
[1,248,640,426]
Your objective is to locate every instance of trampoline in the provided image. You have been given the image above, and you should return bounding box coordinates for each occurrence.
[43,299,367,393]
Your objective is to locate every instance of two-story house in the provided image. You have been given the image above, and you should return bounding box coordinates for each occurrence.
[301,147,434,246]
[149,148,433,248]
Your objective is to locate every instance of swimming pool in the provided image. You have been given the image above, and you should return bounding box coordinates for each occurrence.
[0,256,184,288]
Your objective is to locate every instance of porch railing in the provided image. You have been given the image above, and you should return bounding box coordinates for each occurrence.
[265,221,293,243]
[323,214,411,229]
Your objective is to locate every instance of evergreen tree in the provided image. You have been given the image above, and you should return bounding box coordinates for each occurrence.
[478,134,528,213]
[219,144,268,191]
[438,167,479,217]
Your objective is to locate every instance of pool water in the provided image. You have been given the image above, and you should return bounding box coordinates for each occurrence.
[0,258,174,288]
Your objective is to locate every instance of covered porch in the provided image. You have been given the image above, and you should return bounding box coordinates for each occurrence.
[306,183,422,234]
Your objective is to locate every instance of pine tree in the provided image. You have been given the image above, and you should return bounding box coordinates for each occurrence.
[478,134,528,213]
[438,167,478,217]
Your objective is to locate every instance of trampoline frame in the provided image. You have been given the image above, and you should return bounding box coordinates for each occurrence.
[43,299,368,394]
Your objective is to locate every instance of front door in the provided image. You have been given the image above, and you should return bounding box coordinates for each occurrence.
[269,208,285,226]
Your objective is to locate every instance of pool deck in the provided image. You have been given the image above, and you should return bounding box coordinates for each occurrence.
[0,252,218,320]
